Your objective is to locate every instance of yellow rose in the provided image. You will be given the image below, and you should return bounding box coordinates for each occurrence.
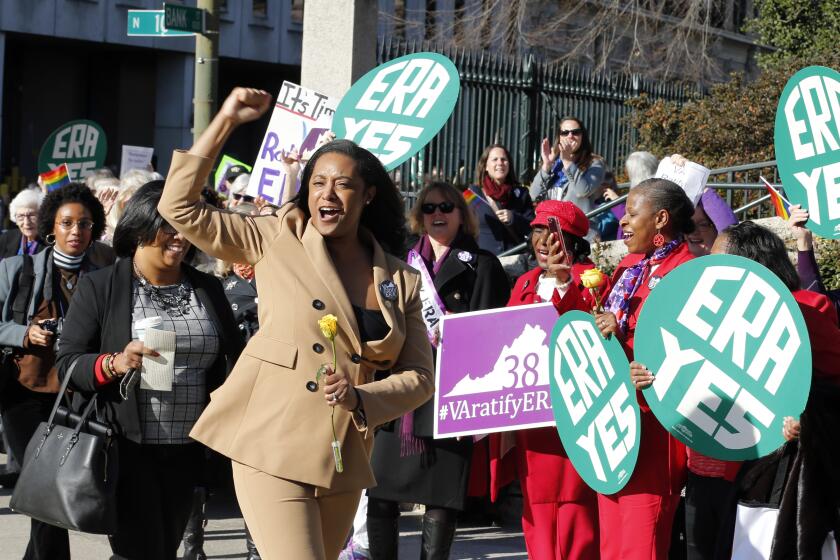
[580,268,606,289]
[318,314,338,340]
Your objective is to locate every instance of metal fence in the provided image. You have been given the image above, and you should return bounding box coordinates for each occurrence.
[377,39,700,206]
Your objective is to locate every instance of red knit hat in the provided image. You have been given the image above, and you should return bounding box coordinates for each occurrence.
[530,200,589,238]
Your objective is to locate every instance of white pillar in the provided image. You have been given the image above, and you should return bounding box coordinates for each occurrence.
[300,0,378,99]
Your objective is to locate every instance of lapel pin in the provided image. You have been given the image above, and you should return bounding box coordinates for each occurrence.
[457,251,472,262]
[379,280,398,302]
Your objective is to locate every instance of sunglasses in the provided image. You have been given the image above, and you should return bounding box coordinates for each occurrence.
[232,193,254,202]
[421,202,456,214]
[559,128,583,137]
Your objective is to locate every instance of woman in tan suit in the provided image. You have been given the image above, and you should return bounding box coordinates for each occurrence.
[158,88,435,560]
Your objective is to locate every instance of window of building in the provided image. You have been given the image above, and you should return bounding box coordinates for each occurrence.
[254,0,268,18]
[291,0,304,24]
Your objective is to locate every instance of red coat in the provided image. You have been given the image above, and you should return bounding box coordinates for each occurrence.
[489,262,606,503]
[609,242,693,496]
[794,289,840,385]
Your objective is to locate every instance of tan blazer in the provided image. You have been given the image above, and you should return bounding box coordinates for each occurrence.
[159,151,434,492]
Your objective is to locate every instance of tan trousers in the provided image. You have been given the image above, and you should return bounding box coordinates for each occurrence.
[232,461,362,560]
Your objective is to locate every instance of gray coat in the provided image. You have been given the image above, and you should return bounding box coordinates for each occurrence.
[529,157,607,215]
[0,243,115,349]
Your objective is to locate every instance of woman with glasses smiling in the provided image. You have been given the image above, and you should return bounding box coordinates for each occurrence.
[364,182,509,559]
[0,187,44,260]
[530,117,606,237]
[0,183,113,559]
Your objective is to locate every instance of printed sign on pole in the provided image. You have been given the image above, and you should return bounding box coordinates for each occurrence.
[120,145,154,177]
[38,120,107,181]
[434,303,559,439]
[634,254,812,461]
[246,81,337,203]
[655,156,711,206]
[332,52,460,170]
[549,311,639,494]
[774,66,840,238]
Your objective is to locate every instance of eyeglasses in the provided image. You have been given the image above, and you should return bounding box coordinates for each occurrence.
[55,220,94,231]
[232,193,254,202]
[559,128,583,137]
[15,213,37,222]
[421,202,456,214]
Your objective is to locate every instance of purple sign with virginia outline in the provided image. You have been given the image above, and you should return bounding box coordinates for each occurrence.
[434,303,560,438]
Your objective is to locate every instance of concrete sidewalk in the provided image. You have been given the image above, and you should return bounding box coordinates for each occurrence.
[0,455,527,559]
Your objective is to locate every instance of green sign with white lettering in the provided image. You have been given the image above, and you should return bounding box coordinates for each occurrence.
[549,311,639,494]
[38,120,107,182]
[164,3,205,34]
[127,10,193,37]
[332,52,460,170]
[774,65,840,239]
[634,254,811,460]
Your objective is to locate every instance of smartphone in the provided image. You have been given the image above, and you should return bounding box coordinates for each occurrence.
[546,216,570,263]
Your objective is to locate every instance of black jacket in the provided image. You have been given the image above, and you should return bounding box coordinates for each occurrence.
[221,273,259,342]
[412,235,511,436]
[56,258,245,444]
[466,185,535,255]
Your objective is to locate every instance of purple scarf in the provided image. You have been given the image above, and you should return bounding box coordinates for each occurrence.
[605,238,682,335]
[413,234,451,277]
[400,234,454,456]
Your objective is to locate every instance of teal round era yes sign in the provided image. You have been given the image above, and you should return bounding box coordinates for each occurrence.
[634,255,811,461]
[38,119,107,182]
[333,52,460,170]
[549,311,639,494]
[774,66,840,239]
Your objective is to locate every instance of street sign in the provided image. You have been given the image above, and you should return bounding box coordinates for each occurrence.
[164,3,206,34]
[127,10,193,37]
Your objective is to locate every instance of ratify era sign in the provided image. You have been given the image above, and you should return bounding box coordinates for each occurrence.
[246,81,337,203]
[775,66,840,238]
[333,52,460,170]
[635,255,811,461]
[38,120,107,181]
[434,303,560,439]
[549,311,639,494]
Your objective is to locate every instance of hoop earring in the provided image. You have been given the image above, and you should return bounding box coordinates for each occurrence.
[45,234,55,246]
[653,229,665,248]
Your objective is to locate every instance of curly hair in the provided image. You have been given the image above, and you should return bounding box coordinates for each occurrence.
[37,183,106,243]
[295,140,407,256]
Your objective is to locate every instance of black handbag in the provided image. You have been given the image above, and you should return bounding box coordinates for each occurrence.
[9,364,119,534]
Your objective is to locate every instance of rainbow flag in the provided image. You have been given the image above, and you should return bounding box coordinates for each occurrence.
[39,164,71,192]
[760,176,791,220]
[463,188,478,205]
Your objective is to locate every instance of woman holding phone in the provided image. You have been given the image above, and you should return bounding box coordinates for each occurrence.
[489,200,605,559]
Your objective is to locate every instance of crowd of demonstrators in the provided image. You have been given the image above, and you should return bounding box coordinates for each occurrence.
[463,144,535,255]
[490,200,604,559]
[56,182,244,559]
[3,89,840,560]
[0,184,112,559]
[364,182,509,560]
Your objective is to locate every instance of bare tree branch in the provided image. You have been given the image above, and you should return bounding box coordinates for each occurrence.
[381,0,748,83]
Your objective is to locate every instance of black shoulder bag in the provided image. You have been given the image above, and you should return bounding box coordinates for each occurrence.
[0,254,35,393]
[9,362,119,534]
